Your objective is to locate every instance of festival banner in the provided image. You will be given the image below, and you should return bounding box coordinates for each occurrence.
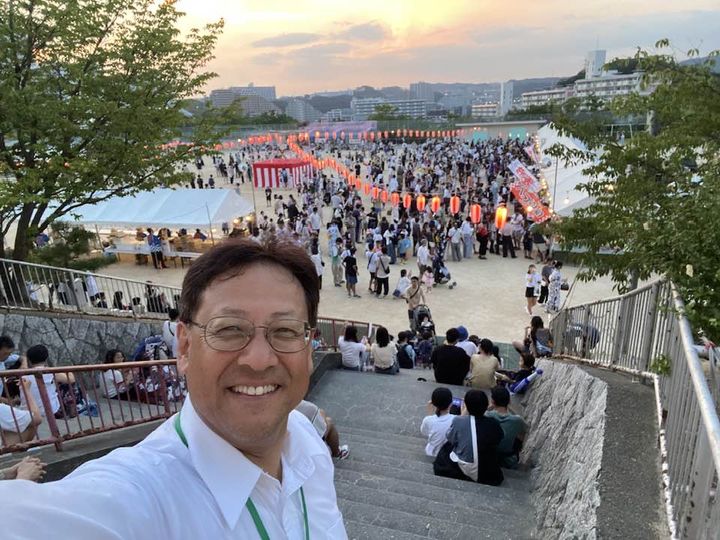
[510,183,551,223]
[508,159,541,192]
[523,144,540,165]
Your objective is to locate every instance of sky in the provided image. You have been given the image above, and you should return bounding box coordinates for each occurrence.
[176,0,720,96]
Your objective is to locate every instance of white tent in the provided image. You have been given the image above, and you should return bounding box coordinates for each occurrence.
[537,124,600,216]
[58,188,254,230]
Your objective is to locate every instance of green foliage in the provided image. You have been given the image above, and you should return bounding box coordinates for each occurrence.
[557,69,585,87]
[369,104,407,121]
[0,0,224,261]
[28,222,94,268]
[605,57,641,75]
[548,41,720,339]
[649,354,672,376]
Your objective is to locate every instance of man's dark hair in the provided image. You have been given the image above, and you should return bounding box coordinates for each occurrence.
[0,336,15,350]
[464,389,489,416]
[26,344,49,366]
[491,386,511,408]
[179,239,319,327]
[431,387,453,413]
[445,328,460,344]
[479,338,494,355]
[167,308,179,321]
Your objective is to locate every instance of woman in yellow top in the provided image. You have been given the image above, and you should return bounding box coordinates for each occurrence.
[467,338,500,390]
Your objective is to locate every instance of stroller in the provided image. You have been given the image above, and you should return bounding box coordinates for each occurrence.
[412,304,434,334]
[432,245,457,289]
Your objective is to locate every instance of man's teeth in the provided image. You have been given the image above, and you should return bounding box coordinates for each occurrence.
[231,385,278,396]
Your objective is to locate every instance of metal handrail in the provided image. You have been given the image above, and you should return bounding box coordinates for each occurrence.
[551,279,720,538]
[671,284,720,475]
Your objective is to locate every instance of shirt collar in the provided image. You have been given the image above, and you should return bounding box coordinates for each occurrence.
[179,398,328,530]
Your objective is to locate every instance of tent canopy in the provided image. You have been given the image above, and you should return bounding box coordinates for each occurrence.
[537,124,599,216]
[57,188,254,230]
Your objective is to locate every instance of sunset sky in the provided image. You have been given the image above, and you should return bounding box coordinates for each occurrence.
[176,0,720,96]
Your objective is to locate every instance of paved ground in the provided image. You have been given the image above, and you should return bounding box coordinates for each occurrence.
[94,150,632,343]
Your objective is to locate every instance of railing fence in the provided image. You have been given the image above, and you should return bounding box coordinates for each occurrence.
[551,280,720,539]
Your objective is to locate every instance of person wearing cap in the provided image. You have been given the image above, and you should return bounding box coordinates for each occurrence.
[420,388,455,457]
[455,326,478,358]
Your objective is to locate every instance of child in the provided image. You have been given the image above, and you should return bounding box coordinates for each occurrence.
[422,267,434,292]
[416,331,435,369]
[419,314,436,337]
[393,269,411,299]
[397,232,411,264]
[419,387,455,457]
[524,264,541,315]
[497,353,536,385]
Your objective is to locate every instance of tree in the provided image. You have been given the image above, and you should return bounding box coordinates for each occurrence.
[369,103,403,121]
[548,41,720,338]
[0,0,223,262]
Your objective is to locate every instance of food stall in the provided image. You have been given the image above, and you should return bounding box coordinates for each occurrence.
[58,188,255,264]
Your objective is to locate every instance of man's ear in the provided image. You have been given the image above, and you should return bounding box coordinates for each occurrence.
[176,322,191,375]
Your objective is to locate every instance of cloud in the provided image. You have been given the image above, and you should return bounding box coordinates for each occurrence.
[335,21,391,42]
[293,42,353,56]
[251,32,321,48]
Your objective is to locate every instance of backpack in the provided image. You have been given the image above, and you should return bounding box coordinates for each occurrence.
[396,343,414,369]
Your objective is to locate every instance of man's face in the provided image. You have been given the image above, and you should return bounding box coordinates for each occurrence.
[176,263,312,451]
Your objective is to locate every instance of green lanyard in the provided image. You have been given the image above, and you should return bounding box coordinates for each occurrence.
[174,413,310,540]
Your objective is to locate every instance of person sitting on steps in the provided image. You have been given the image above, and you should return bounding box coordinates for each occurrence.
[486,386,527,469]
[433,389,504,486]
[420,387,456,457]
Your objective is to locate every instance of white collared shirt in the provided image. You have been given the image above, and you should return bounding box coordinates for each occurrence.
[0,397,347,539]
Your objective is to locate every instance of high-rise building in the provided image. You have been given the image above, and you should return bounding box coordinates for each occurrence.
[409,82,435,103]
[574,72,643,100]
[237,95,280,117]
[285,98,322,123]
[209,84,277,108]
[350,98,427,120]
[471,102,499,118]
[585,50,607,79]
[499,81,514,116]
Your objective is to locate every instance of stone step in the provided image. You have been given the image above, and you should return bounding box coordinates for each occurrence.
[340,424,428,446]
[335,479,519,528]
[341,430,433,454]
[344,519,429,540]
[341,445,530,486]
[338,497,529,539]
[334,460,531,506]
[335,457,530,492]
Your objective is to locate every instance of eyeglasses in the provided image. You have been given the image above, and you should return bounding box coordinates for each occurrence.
[188,317,313,353]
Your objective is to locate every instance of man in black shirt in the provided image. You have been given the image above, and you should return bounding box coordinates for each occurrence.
[431,328,471,385]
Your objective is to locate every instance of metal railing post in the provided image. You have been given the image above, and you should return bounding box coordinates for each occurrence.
[638,282,660,373]
[34,373,64,451]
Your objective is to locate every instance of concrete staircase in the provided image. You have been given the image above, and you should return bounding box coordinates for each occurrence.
[307,369,535,539]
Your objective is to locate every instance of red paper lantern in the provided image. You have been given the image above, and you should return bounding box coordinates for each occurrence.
[402,193,413,209]
[384,131,389,139]
[324,131,329,139]
[315,131,320,139]
[416,195,426,211]
[470,204,482,224]
[430,196,441,213]
[495,206,508,230]
[363,183,371,195]
[355,178,362,189]
[369,132,375,141]
[371,186,380,199]
[340,131,345,139]
[449,195,461,215]
[391,192,400,207]
[381,190,388,203]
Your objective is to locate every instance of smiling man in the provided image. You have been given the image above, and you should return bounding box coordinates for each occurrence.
[0,239,347,539]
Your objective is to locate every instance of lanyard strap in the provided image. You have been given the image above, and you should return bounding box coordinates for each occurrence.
[173,413,310,540]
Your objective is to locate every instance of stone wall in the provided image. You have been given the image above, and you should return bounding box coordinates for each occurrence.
[520,359,608,540]
[0,310,163,366]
